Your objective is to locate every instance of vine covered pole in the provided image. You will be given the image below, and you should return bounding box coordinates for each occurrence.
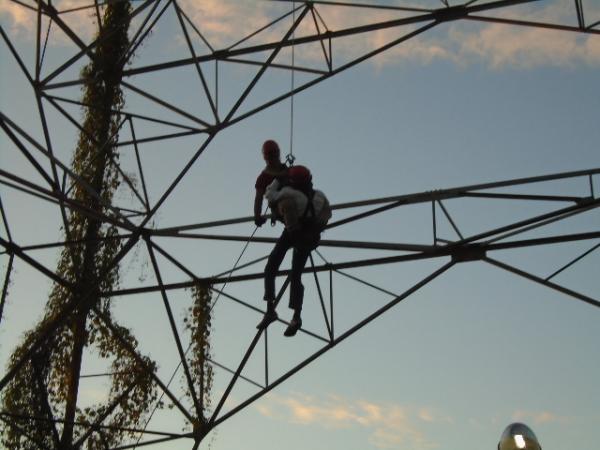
[59,3,134,445]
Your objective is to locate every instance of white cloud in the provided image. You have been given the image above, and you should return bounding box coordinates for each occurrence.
[177,0,274,49]
[0,0,99,44]
[418,407,436,423]
[512,409,570,425]
[0,1,36,37]
[451,22,600,69]
[255,392,445,449]
[366,2,600,70]
[172,1,600,70]
[2,1,599,69]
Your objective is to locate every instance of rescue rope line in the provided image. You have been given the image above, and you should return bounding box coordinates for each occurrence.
[287,1,297,167]
[40,18,53,72]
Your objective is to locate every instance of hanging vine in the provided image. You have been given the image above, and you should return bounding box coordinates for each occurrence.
[186,282,214,429]
[1,2,160,449]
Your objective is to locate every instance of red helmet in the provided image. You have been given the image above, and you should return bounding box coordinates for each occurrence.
[262,140,280,160]
[288,165,312,185]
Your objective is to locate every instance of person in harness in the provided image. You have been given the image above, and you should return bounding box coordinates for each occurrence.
[256,165,332,336]
[254,139,288,227]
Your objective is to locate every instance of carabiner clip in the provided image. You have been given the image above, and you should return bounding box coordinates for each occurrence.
[285,153,296,167]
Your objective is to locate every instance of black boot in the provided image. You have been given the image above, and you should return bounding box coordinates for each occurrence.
[284,311,302,337]
[257,301,278,329]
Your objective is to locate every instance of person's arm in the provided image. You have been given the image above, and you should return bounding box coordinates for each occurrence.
[254,188,266,226]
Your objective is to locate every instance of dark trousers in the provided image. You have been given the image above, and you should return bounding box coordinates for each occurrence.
[264,230,310,312]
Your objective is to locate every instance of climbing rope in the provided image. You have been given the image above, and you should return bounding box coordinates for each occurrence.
[286,1,297,167]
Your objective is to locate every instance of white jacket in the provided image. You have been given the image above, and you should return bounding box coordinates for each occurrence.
[265,180,331,231]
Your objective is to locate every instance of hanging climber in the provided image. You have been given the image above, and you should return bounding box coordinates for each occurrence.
[254,139,289,227]
[256,165,332,336]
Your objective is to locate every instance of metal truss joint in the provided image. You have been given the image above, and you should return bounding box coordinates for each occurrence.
[193,418,211,442]
[432,5,468,23]
[427,189,443,200]
[138,227,152,243]
[43,3,59,17]
[212,49,230,60]
[451,243,486,263]
[2,240,18,256]
[210,121,225,134]
[576,196,596,206]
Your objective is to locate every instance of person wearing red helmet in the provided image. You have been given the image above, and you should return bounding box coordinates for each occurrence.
[257,165,331,336]
[254,139,288,227]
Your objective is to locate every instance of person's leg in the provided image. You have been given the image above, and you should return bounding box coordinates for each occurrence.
[288,247,310,311]
[284,247,310,336]
[258,231,292,329]
[264,230,292,300]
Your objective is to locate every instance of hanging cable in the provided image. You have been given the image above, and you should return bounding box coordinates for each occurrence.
[286,1,297,167]
[40,18,53,73]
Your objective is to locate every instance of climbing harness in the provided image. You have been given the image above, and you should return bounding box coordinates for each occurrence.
[296,190,321,251]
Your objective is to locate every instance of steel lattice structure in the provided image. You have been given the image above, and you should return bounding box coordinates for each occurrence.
[1,0,599,449]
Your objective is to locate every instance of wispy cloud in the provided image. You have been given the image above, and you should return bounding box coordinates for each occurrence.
[512,409,571,425]
[366,2,600,69]
[175,1,600,70]
[0,1,99,43]
[0,1,35,37]
[255,392,449,449]
[2,1,599,69]
[177,0,272,48]
[449,21,600,69]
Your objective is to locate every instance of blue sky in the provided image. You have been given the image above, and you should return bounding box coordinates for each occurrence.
[1,1,599,450]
